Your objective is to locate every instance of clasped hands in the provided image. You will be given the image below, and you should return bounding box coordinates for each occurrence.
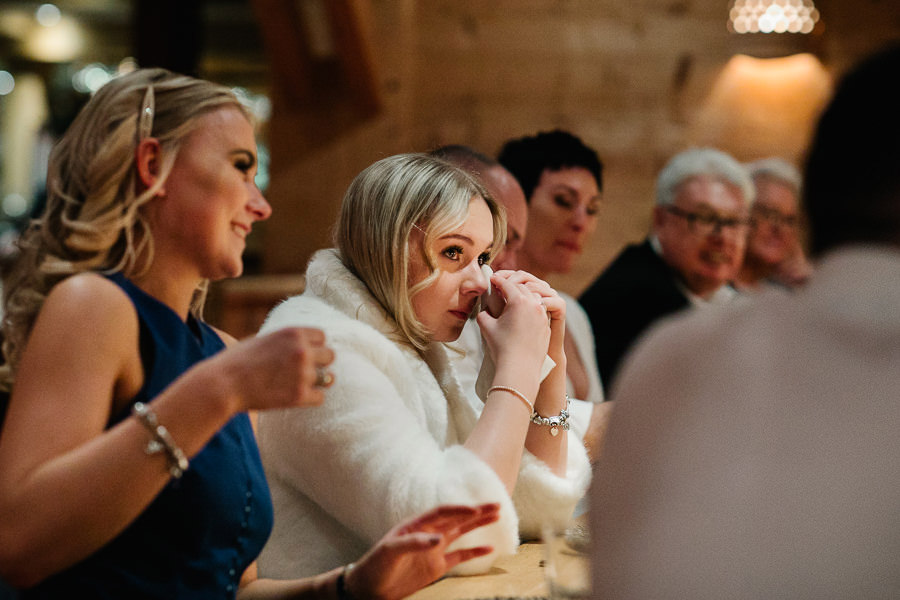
[476,267,566,369]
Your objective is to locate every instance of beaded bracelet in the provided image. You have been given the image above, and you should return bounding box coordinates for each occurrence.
[529,395,571,437]
[487,385,534,413]
[132,401,189,479]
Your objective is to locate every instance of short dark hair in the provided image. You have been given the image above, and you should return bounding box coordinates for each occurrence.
[804,43,900,256]
[497,130,603,201]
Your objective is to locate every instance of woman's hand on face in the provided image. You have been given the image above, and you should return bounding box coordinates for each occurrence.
[493,269,567,324]
[346,503,500,600]
[214,327,336,413]
[494,269,568,358]
[476,270,552,369]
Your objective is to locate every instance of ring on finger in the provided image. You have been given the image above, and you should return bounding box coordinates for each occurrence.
[315,367,335,388]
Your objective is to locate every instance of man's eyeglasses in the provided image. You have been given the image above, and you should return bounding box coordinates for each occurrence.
[751,205,798,228]
[666,205,748,236]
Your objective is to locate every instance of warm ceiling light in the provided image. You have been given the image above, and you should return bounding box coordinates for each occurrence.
[691,53,832,162]
[728,0,820,34]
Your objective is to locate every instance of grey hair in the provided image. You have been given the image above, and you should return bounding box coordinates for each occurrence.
[746,157,803,196]
[336,153,505,350]
[656,147,755,208]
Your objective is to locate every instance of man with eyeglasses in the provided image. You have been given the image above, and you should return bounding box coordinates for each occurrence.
[735,157,812,290]
[579,147,754,389]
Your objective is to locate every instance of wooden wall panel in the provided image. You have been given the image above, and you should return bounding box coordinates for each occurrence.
[257,0,900,298]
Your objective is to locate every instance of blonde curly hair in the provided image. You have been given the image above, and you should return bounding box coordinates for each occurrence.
[1,68,248,389]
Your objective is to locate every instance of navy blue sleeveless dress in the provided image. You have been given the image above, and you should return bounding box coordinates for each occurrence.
[23,274,273,599]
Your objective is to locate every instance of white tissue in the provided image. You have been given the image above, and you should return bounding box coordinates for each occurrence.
[481,264,493,295]
[539,355,557,381]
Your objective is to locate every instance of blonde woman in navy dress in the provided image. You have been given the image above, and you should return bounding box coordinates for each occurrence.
[0,68,499,599]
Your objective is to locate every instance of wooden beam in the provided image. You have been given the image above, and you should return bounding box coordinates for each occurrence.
[325,0,382,116]
[250,0,314,105]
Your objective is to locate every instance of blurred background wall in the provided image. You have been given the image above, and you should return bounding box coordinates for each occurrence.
[1,0,898,336]
[255,0,898,297]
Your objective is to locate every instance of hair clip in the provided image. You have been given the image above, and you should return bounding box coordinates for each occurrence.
[138,85,155,140]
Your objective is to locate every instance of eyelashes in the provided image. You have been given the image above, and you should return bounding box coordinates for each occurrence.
[233,149,257,174]
[442,245,463,261]
[441,246,491,267]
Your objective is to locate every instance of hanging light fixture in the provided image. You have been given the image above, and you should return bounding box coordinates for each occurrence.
[728,0,820,34]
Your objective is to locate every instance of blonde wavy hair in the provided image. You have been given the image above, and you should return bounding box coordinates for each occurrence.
[336,153,506,350]
[1,68,248,389]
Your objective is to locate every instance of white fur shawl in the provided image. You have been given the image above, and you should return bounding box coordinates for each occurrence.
[256,249,590,579]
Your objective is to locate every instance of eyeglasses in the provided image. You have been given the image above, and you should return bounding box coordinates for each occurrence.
[751,205,798,228]
[666,205,749,235]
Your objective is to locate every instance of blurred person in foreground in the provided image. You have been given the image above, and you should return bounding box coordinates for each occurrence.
[578,147,754,390]
[735,157,812,290]
[591,43,900,599]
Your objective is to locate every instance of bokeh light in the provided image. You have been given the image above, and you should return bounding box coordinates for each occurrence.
[728,0,820,34]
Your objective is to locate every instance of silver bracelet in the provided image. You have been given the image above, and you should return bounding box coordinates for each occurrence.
[530,395,570,437]
[132,401,189,479]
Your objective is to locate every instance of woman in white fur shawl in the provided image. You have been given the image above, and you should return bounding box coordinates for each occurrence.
[256,153,591,580]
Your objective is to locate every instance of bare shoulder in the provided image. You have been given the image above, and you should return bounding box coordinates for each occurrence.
[6,273,143,476]
[36,272,139,352]
[44,272,131,312]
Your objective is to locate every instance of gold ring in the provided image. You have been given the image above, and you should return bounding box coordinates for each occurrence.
[315,368,335,388]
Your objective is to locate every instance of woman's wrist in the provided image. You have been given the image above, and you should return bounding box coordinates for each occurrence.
[547,328,566,359]
[493,349,545,378]
[491,365,540,399]
[533,369,568,412]
[195,354,245,417]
